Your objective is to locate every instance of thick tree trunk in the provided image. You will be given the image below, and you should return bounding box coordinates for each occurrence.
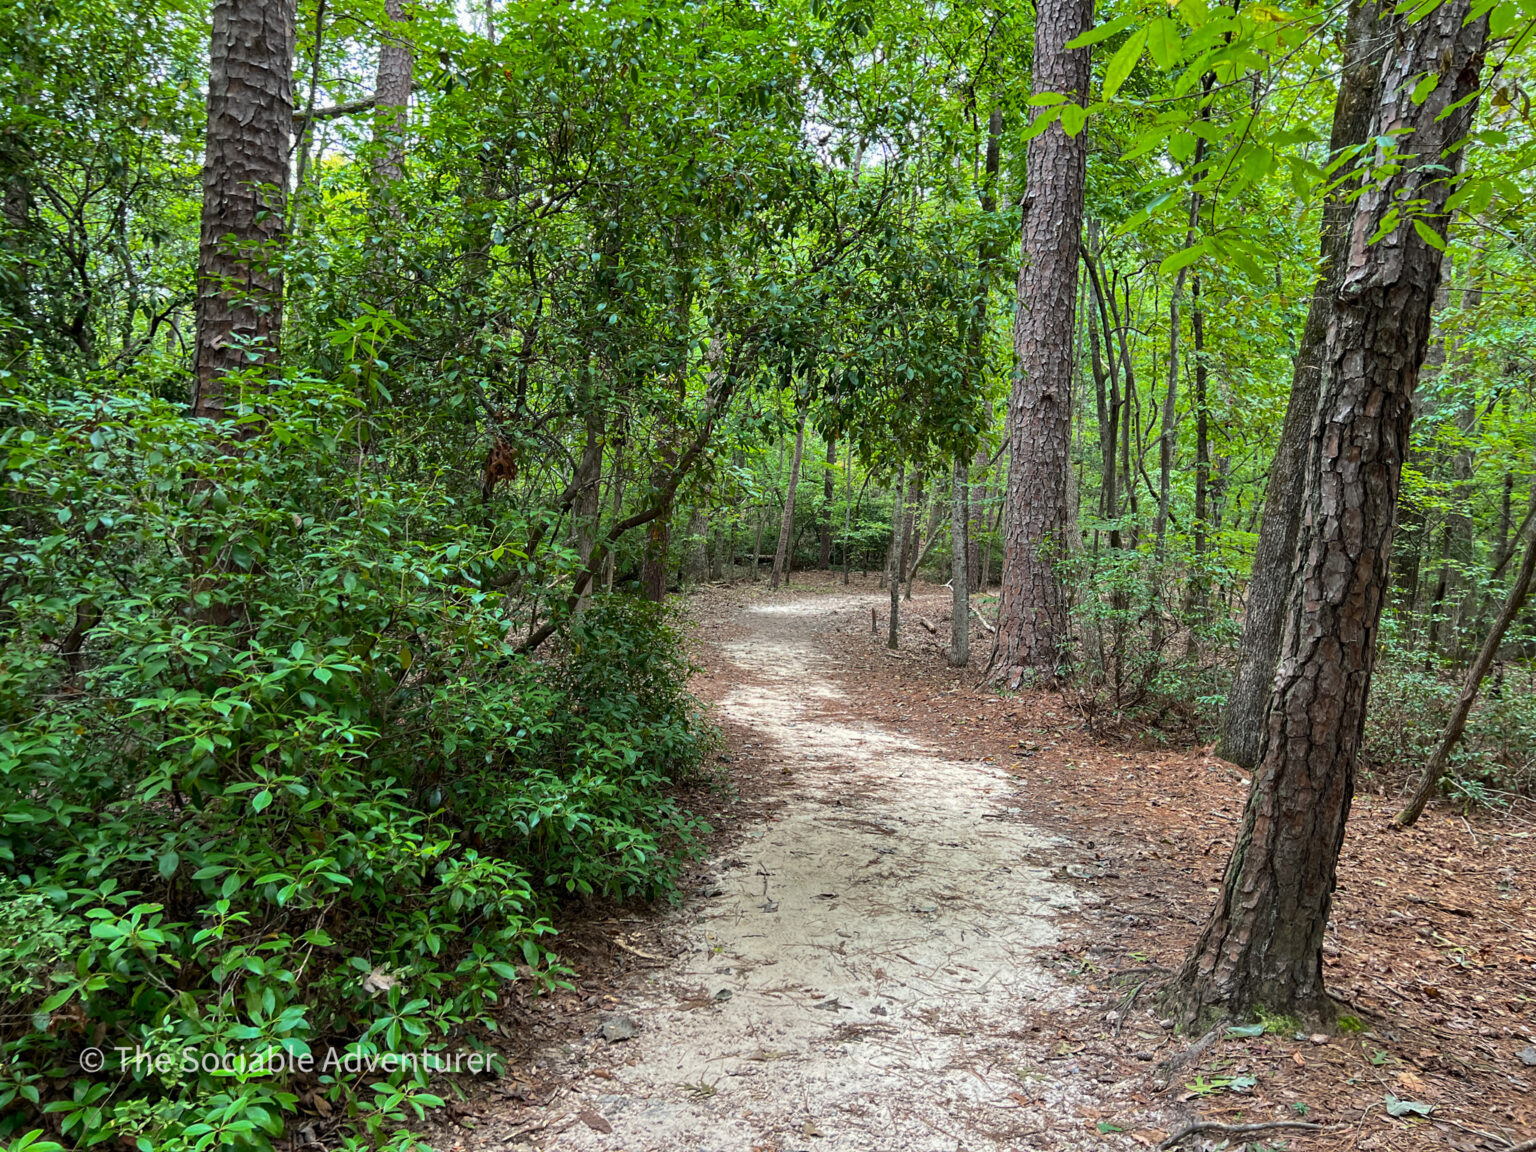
[1173,0,1487,1025]
[193,0,294,419]
[1218,0,1386,767]
[951,458,970,667]
[1397,522,1536,827]
[640,516,670,602]
[769,409,808,589]
[371,0,413,186]
[991,0,1090,687]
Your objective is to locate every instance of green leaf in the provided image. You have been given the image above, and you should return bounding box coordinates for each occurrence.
[1410,72,1440,105]
[1103,28,1148,102]
[1158,241,1207,278]
[1226,1023,1265,1037]
[157,851,179,880]
[1065,11,1138,49]
[1147,17,1182,70]
[1018,106,1063,144]
[1412,219,1446,250]
[1060,103,1089,136]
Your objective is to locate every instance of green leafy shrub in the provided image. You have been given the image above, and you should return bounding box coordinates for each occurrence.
[1061,543,1237,737]
[0,382,714,1149]
[1363,653,1536,801]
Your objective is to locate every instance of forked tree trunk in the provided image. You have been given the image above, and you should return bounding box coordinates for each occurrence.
[1173,0,1487,1025]
[1218,0,1387,768]
[770,408,808,590]
[1397,523,1536,826]
[991,0,1091,687]
[193,0,294,419]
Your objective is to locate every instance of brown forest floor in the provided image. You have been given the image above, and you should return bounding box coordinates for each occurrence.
[790,574,1536,1152]
[429,572,1534,1152]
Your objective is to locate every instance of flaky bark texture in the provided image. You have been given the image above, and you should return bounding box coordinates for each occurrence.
[193,0,293,420]
[991,0,1090,687]
[1219,0,1386,767]
[1175,0,1487,1024]
[371,0,413,186]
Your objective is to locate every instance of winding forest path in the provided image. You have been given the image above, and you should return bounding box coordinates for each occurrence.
[527,584,1104,1151]
[462,578,1533,1152]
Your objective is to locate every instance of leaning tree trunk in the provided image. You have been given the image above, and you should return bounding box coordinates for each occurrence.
[990,0,1091,687]
[1173,0,1487,1025]
[193,0,294,419]
[769,408,808,590]
[1218,0,1387,768]
[1397,521,1536,826]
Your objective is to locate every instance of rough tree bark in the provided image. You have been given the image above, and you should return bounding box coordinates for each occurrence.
[1218,0,1387,767]
[1173,0,1487,1024]
[769,407,808,590]
[990,0,1091,687]
[193,0,294,419]
[371,0,413,187]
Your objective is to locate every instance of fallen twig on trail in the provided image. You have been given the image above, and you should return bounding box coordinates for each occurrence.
[1158,1119,1325,1149]
[609,937,667,962]
[1150,1022,1224,1092]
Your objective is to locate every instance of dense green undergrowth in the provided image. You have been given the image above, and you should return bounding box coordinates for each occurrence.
[0,382,716,1150]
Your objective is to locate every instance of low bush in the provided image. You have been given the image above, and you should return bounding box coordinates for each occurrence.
[0,382,715,1150]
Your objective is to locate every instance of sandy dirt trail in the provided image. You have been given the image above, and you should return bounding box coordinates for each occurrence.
[532,589,1105,1151]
